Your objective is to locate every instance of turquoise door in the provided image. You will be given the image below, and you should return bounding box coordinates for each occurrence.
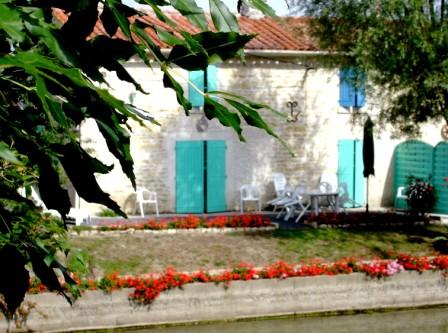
[338,140,365,207]
[206,141,227,212]
[393,140,433,210]
[175,140,226,213]
[175,141,204,213]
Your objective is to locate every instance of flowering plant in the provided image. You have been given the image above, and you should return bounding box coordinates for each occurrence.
[305,212,422,228]
[406,176,436,215]
[94,214,272,232]
[28,254,448,305]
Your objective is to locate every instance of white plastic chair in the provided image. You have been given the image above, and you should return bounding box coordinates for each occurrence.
[19,185,90,224]
[275,186,306,219]
[136,187,159,217]
[267,184,294,212]
[266,173,288,212]
[67,208,91,226]
[319,173,338,192]
[272,173,287,196]
[319,181,333,193]
[240,184,261,213]
[284,190,311,223]
[394,186,408,210]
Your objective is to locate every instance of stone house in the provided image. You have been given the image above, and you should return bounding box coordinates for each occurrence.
[64,10,448,215]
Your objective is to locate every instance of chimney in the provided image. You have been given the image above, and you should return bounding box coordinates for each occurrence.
[238,0,264,18]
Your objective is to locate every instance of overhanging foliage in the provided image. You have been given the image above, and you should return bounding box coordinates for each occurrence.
[295,0,448,135]
[0,0,281,320]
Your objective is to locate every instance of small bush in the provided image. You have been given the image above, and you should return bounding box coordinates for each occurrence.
[97,208,119,217]
[406,176,436,215]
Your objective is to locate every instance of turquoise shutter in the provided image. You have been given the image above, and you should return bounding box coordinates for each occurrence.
[188,70,204,107]
[175,141,204,213]
[206,141,227,212]
[339,68,366,108]
[354,140,365,205]
[188,65,217,107]
[339,69,355,107]
[338,140,364,207]
[338,140,355,207]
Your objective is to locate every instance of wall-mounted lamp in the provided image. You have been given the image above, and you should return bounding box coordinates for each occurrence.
[196,115,208,132]
[286,101,301,122]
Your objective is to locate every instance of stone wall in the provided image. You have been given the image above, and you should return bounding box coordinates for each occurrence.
[3,271,448,332]
[80,57,444,214]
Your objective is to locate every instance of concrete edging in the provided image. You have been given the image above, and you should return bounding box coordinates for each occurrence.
[3,270,448,332]
[69,224,278,237]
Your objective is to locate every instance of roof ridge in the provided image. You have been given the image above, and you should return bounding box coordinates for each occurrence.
[52,8,319,52]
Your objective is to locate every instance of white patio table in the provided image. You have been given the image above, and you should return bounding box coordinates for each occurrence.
[304,190,340,214]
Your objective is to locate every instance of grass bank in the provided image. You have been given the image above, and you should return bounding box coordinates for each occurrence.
[67,224,448,278]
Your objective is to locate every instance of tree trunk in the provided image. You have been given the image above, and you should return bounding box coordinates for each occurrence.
[442,0,445,21]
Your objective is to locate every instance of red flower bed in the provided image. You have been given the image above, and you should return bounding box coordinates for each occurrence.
[95,214,272,232]
[306,212,427,228]
[28,254,448,305]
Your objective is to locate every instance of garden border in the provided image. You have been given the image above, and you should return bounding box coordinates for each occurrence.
[69,224,278,237]
[4,270,448,332]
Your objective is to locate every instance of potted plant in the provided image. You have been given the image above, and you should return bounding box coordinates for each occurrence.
[406,176,436,216]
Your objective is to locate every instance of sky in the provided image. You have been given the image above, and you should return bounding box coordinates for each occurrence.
[194,0,289,15]
[123,0,289,16]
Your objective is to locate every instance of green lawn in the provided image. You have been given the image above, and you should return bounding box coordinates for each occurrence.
[67,224,448,278]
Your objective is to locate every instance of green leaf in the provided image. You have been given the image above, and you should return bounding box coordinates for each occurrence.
[36,154,72,218]
[163,70,192,114]
[156,27,186,46]
[29,247,73,304]
[209,90,286,117]
[54,143,126,217]
[34,76,70,129]
[0,52,98,91]
[170,0,209,31]
[0,142,21,164]
[24,21,77,67]
[0,246,29,319]
[223,96,292,154]
[225,98,277,136]
[35,76,57,127]
[90,36,136,61]
[135,0,169,5]
[95,118,136,188]
[209,0,240,32]
[138,1,178,27]
[168,31,254,70]
[131,22,166,62]
[245,0,276,17]
[99,5,119,36]
[0,4,25,42]
[103,1,137,39]
[180,31,207,53]
[194,32,253,63]
[60,1,99,46]
[84,40,146,93]
[204,96,244,140]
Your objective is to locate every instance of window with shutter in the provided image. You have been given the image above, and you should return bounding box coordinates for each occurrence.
[188,65,217,108]
[339,68,366,108]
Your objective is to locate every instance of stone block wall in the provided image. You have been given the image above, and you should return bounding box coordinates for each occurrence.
[79,57,444,214]
[3,271,448,332]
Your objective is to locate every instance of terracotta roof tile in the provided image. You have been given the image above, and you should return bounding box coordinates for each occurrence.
[53,8,318,51]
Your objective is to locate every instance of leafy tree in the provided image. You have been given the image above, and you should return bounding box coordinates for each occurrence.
[291,0,448,135]
[0,0,280,322]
